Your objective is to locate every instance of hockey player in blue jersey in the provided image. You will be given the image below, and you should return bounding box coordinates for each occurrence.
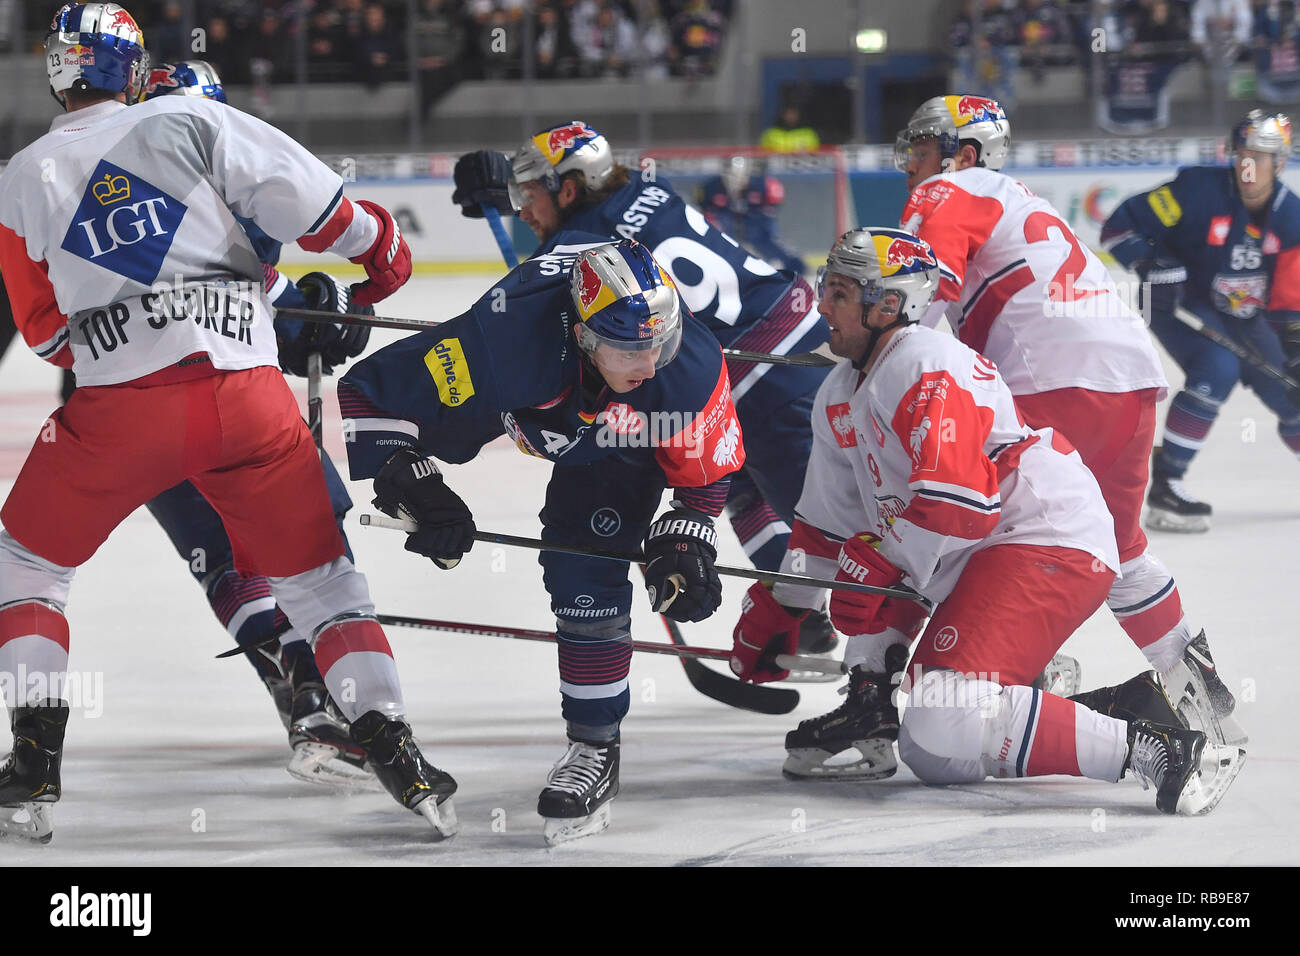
[133,62,375,785]
[337,237,744,844]
[450,123,837,665]
[696,155,806,275]
[1102,109,1300,532]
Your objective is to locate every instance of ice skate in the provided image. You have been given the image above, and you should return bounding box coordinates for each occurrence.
[1071,671,1181,725]
[1032,653,1082,697]
[1144,469,1211,533]
[539,737,619,846]
[286,671,378,790]
[786,606,842,683]
[782,644,908,781]
[1124,718,1238,815]
[0,701,70,845]
[1160,631,1247,746]
[251,639,294,731]
[349,711,458,838]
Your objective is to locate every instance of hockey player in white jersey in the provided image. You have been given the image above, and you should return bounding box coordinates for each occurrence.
[893,95,1243,747]
[0,3,453,841]
[728,228,1240,814]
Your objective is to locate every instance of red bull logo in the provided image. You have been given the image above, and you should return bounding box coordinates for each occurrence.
[639,313,665,339]
[106,9,140,35]
[64,42,92,61]
[547,123,592,154]
[884,237,935,269]
[576,259,603,310]
[954,95,1000,121]
[146,64,180,95]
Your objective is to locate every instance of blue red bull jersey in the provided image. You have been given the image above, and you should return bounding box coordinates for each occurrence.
[1101,166,1300,323]
[337,230,745,505]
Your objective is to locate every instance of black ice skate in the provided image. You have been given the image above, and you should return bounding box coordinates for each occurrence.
[1071,671,1181,725]
[286,674,377,790]
[1123,719,1224,814]
[782,644,909,781]
[1160,630,1247,747]
[1145,468,1212,533]
[349,711,458,837]
[0,701,70,844]
[538,736,620,846]
[787,605,842,684]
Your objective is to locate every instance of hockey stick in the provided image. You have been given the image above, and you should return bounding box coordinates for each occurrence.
[307,352,324,454]
[359,513,924,602]
[1173,305,1299,391]
[482,206,519,269]
[275,308,836,369]
[374,613,841,675]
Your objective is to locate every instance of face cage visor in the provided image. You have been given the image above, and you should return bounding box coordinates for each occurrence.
[576,319,683,374]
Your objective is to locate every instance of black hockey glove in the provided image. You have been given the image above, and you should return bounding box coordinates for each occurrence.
[276,272,373,377]
[451,150,515,219]
[1136,259,1187,324]
[643,508,722,623]
[372,448,476,570]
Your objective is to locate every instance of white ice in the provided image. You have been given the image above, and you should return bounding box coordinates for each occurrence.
[0,274,1295,866]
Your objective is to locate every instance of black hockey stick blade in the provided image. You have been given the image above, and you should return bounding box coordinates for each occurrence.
[654,609,800,715]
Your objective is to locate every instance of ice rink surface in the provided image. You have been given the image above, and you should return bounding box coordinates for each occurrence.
[0,274,1296,867]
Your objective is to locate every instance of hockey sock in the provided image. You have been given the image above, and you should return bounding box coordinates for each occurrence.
[556,625,632,729]
[728,496,791,572]
[1106,552,1192,673]
[1158,389,1223,475]
[207,567,281,679]
[0,601,70,711]
[311,618,404,722]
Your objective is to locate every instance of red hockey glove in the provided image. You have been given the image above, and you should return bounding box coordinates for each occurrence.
[730,581,808,684]
[829,534,903,637]
[349,199,412,306]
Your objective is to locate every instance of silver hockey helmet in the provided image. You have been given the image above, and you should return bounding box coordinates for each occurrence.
[816,227,939,324]
[510,121,614,209]
[894,94,1011,174]
[570,240,682,372]
[45,2,149,105]
[1231,110,1293,170]
[142,60,226,103]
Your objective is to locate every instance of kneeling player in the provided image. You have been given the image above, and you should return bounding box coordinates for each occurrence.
[338,238,743,843]
[728,229,1241,814]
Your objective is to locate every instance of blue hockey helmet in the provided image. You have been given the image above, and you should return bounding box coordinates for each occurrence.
[45,3,149,106]
[570,241,683,372]
[142,60,226,103]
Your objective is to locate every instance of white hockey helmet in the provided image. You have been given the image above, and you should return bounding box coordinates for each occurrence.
[894,94,1011,174]
[45,2,148,105]
[510,121,615,209]
[816,227,939,324]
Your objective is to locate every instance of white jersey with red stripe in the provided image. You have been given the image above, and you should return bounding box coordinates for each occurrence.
[0,97,371,386]
[899,167,1166,398]
[793,325,1118,604]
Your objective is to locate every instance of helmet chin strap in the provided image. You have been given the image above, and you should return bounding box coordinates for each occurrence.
[851,309,908,370]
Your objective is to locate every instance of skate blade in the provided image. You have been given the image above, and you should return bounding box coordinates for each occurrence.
[1040,653,1082,697]
[1144,508,1210,534]
[782,739,897,781]
[287,742,383,792]
[784,668,844,684]
[0,802,54,844]
[543,803,612,846]
[413,794,458,839]
[1162,659,1248,748]
[1176,742,1246,816]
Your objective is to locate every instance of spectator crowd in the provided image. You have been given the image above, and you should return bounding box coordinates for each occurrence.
[15,0,733,94]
